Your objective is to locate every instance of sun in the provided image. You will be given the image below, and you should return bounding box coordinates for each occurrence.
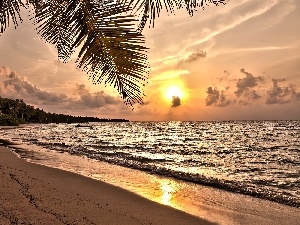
[165,86,184,100]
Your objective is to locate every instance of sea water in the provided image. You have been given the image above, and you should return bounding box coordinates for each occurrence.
[1,121,299,208]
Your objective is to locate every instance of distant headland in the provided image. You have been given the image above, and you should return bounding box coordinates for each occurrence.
[0,97,129,126]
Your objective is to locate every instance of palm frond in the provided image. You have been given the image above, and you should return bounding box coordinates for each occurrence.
[26,0,43,9]
[32,0,149,107]
[0,0,23,33]
[32,0,78,62]
[124,0,228,32]
[0,0,229,108]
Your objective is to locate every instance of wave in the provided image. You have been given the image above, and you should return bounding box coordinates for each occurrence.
[8,140,300,208]
[1,121,299,209]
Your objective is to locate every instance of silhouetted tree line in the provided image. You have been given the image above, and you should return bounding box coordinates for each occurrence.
[0,97,129,125]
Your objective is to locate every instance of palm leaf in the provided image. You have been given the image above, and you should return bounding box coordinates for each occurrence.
[0,0,23,33]
[32,0,149,107]
[123,0,228,32]
[1,0,229,108]
[32,0,78,62]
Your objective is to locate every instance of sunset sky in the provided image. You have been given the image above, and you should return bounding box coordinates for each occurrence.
[0,0,299,121]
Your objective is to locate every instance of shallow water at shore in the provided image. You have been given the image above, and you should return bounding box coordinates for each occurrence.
[1,121,299,208]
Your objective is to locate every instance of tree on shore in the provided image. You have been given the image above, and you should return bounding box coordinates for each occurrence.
[0,97,129,125]
[0,0,228,107]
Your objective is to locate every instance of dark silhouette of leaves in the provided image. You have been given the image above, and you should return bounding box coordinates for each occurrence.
[0,0,23,32]
[122,0,228,32]
[0,0,228,107]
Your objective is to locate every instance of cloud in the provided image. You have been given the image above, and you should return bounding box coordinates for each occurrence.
[75,84,121,108]
[171,96,181,107]
[178,50,207,65]
[0,67,122,112]
[184,0,280,52]
[233,68,264,105]
[238,90,262,105]
[206,87,231,107]
[235,68,264,97]
[216,70,235,82]
[149,69,190,82]
[224,70,230,76]
[266,78,300,104]
[0,66,10,75]
[1,69,69,105]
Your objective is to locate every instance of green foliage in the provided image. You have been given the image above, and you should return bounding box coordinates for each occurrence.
[0,114,19,126]
[0,97,129,125]
[18,118,27,124]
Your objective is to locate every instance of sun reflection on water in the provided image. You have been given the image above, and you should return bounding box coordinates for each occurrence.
[161,180,174,205]
[159,179,180,207]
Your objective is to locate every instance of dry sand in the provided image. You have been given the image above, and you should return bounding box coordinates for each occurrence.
[0,146,215,225]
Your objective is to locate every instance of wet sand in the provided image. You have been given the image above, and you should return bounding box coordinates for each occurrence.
[0,146,215,225]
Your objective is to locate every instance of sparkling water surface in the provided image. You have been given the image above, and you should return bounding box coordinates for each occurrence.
[1,121,299,207]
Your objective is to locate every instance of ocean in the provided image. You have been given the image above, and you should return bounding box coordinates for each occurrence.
[1,121,299,209]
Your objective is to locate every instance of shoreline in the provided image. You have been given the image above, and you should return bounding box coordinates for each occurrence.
[1,146,300,225]
[2,135,299,209]
[1,122,299,210]
[0,146,213,225]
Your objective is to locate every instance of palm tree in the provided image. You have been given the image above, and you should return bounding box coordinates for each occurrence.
[0,0,228,107]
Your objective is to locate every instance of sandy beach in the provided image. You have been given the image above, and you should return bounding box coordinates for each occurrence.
[0,146,215,225]
[1,145,300,225]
